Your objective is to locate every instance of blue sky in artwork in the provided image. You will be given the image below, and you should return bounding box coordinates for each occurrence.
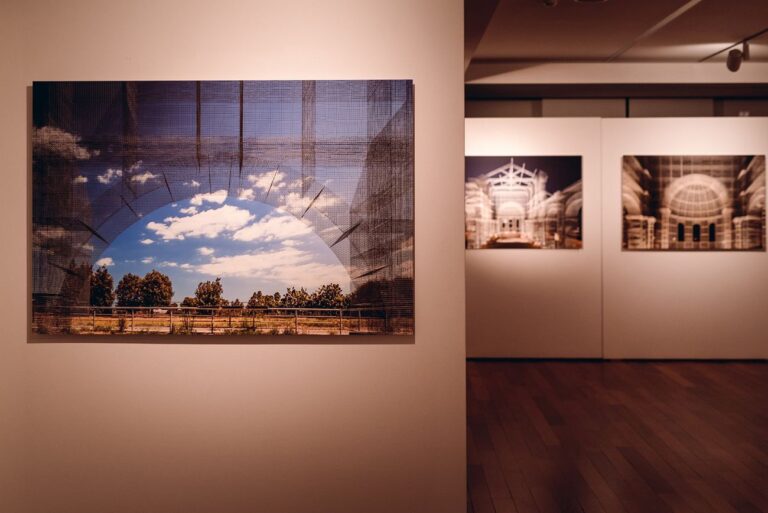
[94,194,350,303]
[52,82,410,303]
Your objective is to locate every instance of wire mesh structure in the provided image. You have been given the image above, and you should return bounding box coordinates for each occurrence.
[32,80,415,337]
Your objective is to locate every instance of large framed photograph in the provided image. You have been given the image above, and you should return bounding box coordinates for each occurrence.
[32,80,414,337]
[623,155,766,251]
[465,156,583,249]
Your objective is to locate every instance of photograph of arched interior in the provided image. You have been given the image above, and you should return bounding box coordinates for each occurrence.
[31,80,414,337]
[623,155,766,251]
[465,156,582,249]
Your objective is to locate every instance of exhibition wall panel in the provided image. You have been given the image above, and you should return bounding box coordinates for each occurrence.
[0,6,24,511]
[466,117,767,359]
[602,118,768,359]
[0,1,465,513]
[465,118,603,358]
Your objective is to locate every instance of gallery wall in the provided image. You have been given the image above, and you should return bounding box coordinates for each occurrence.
[602,118,768,359]
[465,117,768,359]
[0,1,466,513]
[465,118,603,358]
[0,8,24,511]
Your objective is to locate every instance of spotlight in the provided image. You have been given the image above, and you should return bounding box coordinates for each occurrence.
[727,42,749,72]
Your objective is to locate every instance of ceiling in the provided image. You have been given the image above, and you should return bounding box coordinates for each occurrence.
[466,0,768,69]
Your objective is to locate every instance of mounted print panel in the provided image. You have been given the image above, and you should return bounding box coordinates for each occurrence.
[622,155,766,251]
[32,80,414,337]
[465,156,583,249]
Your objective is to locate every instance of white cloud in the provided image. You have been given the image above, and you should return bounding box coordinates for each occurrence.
[180,263,193,270]
[197,246,215,256]
[193,246,349,291]
[159,261,178,268]
[248,170,285,192]
[319,226,341,237]
[142,257,154,264]
[190,189,227,206]
[146,204,254,240]
[131,171,158,184]
[238,188,255,201]
[140,238,154,245]
[73,175,88,184]
[33,126,98,161]
[314,194,342,210]
[233,213,312,242]
[184,180,201,188]
[281,192,307,213]
[272,187,342,216]
[95,257,114,267]
[96,161,145,185]
[97,168,122,184]
[179,206,198,215]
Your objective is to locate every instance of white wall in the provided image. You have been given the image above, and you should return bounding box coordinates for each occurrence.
[0,1,466,512]
[602,118,768,359]
[465,117,768,360]
[465,118,603,358]
[0,8,24,511]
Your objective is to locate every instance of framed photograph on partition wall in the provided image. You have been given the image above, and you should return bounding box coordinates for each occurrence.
[465,156,583,249]
[32,80,414,337]
[622,155,766,251]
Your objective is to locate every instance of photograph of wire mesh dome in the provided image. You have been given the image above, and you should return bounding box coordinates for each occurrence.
[32,80,414,337]
[623,155,765,251]
[465,156,583,249]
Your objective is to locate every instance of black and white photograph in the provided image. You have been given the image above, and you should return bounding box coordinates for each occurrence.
[465,156,583,249]
[32,80,414,336]
[623,155,766,251]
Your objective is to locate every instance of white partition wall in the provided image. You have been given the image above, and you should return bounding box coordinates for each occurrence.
[0,1,466,512]
[465,118,603,358]
[602,118,768,359]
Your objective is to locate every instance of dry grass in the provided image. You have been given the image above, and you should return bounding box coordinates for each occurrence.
[33,311,406,336]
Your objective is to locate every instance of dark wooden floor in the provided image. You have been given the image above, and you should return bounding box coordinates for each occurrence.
[467,360,768,513]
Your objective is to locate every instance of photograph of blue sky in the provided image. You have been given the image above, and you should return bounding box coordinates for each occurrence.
[95,191,350,303]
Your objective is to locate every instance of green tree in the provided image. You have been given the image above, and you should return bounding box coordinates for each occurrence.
[116,273,143,307]
[281,287,310,308]
[194,277,224,307]
[140,270,173,307]
[90,265,115,307]
[247,291,264,309]
[181,296,198,308]
[231,298,243,309]
[312,283,347,308]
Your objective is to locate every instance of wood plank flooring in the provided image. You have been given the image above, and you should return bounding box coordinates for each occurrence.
[467,360,768,513]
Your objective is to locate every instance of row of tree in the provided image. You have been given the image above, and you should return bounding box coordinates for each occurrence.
[90,267,173,307]
[89,267,350,309]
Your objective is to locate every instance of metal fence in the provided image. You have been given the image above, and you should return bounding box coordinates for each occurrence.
[32,305,413,336]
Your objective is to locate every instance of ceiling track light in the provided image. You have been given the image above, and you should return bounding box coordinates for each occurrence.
[727,42,750,72]
[700,26,767,71]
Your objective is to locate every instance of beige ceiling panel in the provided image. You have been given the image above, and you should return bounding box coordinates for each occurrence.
[473,0,691,61]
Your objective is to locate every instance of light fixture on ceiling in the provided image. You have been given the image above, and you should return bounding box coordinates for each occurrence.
[701,27,767,71]
[727,42,750,72]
